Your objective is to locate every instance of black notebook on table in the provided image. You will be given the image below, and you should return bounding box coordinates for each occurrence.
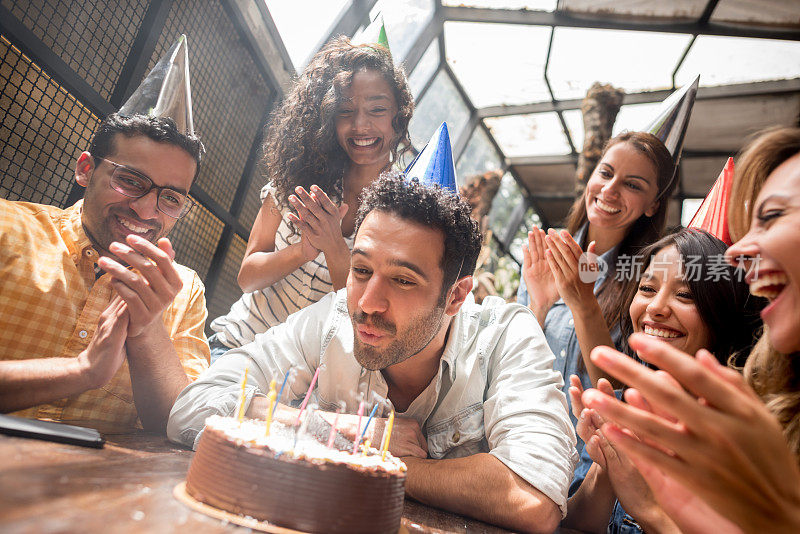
[0,414,105,448]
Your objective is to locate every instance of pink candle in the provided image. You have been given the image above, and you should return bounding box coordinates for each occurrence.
[295,367,321,426]
[351,400,365,454]
[327,409,341,448]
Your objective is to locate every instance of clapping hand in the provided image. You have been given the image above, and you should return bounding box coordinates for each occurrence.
[98,236,182,338]
[583,334,800,533]
[521,228,559,326]
[287,185,349,257]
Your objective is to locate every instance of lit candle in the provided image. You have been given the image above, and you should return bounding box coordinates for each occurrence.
[327,402,344,448]
[357,402,380,449]
[265,379,277,437]
[352,400,365,454]
[236,368,249,424]
[272,367,295,419]
[381,410,395,460]
[362,439,371,457]
[295,367,321,425]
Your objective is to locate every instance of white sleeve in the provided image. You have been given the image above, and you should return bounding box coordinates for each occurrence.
[483,305,578,517]
[166,292,337,448]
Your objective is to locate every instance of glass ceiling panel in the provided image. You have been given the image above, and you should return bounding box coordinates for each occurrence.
[365,0,434,62]
[561,0,705,20]
[563,102,663,153]
[442,0,556,10]
[444,22,552,108]
[407,39,439,99]
[548,28,691,100]
[675,35,800,87]
[681,198,703,227]
[485,113,571,157]
[408,70,471,149]
[712,0,800,27]
[266,0,350,72]
[489,172,525,244]
[456,127,503,187]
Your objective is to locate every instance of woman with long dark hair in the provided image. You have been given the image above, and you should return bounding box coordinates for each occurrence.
[208,37,413,361]
[563,228,762,533]
[577,127,800,533]
[518,132,676,436]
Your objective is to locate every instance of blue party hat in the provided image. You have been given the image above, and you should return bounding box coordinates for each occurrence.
[404,122,457,193]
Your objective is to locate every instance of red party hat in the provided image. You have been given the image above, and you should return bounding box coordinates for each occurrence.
[688,157,734,245]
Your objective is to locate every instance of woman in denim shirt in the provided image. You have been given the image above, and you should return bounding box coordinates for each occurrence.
[517,131,676,462]
[562,229,762,533]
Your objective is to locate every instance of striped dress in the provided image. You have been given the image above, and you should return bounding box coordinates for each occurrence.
[210,184,353,348]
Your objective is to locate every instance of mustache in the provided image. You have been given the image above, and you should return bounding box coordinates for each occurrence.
[352,310,397,335]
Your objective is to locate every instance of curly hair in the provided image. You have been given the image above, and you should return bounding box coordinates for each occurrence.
[354,172,482,300]
[263,36,413,212]
[90,113,205,170]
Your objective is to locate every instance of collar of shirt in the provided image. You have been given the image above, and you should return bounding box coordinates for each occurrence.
[58,200,100,268]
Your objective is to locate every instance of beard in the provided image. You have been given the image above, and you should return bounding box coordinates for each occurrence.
[351,304,446,371]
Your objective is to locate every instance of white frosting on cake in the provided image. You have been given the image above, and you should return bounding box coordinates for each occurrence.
[205,415,407,474]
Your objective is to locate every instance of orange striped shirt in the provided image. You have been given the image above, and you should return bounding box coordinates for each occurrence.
[0,199,210,431]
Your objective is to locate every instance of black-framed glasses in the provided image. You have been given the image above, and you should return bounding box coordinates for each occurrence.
[96,157,195,219]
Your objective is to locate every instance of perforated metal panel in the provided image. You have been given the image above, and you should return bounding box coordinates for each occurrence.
[238,155,266,230]
[2,0,148,101]
[169,199,224,281]
[1,0,277,319]
[146,0,272,212]
[0,35,98,204]
[206,234,246,334]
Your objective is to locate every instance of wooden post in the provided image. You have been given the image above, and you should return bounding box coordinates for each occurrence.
[575,82,625,195]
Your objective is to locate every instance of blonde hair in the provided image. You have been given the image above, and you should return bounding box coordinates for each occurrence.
[730,126,800,460]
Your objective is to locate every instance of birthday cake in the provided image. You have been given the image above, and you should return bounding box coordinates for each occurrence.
[185,415,406,534]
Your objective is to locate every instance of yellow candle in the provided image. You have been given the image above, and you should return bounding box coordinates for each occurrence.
[265,379,277,437]
[362,439,371,457]
[236,368,249,424]
[381,410,395,460]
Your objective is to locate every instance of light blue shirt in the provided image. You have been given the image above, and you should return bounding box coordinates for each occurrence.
[516,225,623,461]
[168,289,578,515]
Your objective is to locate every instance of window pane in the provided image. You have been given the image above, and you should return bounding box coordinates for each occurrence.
[266,0,350,72]
[456,127,503,187]
[489,172,524,237]
[675,35,800,87]
[563,102,667,152]
[409,70,471,148]
[445,22,552,107]
[408,40,439,99]
[681,198,703,227]
[442,0,555,9]
[485,113,571,157]
[548,28,691,100]
[365,0,435,62]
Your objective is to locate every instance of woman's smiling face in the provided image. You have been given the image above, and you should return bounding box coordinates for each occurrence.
[630,245,711,356]
[584,142,661,233]
[335,68,398,169]
[726,151,800,354]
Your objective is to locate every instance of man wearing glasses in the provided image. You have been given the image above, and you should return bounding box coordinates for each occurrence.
[0,37,210,433]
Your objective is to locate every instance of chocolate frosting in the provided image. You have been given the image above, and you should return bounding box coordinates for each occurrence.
[186,426,406,534]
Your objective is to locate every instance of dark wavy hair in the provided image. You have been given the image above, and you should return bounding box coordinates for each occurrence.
[619,228,763,364]
[355,172,482,301]
[566,131,677,329]
[90,113,205,172]
[264,36,413,212]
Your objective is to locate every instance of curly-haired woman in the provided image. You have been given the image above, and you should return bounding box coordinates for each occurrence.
[208,36,413,362]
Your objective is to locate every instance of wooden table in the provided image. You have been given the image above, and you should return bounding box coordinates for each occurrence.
[0,432,515,533]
